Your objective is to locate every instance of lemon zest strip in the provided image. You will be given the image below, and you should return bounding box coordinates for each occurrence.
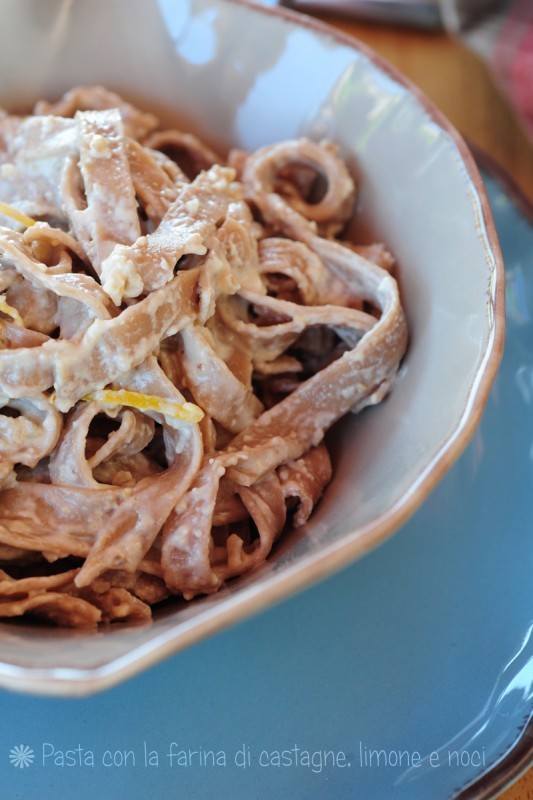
[0,293,24,326]
[84,389,204,423]
[0,201,36,228]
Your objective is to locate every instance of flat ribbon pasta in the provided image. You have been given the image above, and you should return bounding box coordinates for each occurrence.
[0,87,408,625]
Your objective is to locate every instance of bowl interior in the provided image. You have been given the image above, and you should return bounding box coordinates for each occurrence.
[0,0,503,694]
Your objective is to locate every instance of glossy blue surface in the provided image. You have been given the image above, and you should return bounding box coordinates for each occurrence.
[0,170,531,799]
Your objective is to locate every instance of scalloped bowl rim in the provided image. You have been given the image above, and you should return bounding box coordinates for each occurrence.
[0,0,504,695]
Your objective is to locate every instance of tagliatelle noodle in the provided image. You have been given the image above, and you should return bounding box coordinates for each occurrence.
[0,87,407,626]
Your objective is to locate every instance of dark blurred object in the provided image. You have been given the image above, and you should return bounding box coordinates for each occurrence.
[441,0,533,141]
[439,0,506,31]
[281,0,443,29]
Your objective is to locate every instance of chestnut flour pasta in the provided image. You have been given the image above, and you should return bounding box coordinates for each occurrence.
[0,87,407,626]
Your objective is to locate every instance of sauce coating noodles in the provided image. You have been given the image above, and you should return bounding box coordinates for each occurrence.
[0,87,407,626]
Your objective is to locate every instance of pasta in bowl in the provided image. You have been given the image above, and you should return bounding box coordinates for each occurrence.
[0,87,407,626]
[0,0,503,694]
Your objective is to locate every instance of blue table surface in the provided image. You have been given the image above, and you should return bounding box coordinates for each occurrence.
[1,171,532,800]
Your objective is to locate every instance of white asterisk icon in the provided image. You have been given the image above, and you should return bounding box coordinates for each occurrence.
[9,744,34,768]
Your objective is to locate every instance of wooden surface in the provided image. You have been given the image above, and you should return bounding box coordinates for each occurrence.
[312,13,533,800]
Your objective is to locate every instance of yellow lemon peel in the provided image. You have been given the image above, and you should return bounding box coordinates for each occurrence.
[0,201,36,228]
[0,293,23,325]
[84,389,204,423]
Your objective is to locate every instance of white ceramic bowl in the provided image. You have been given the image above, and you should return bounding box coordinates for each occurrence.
[0,0,504,694]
